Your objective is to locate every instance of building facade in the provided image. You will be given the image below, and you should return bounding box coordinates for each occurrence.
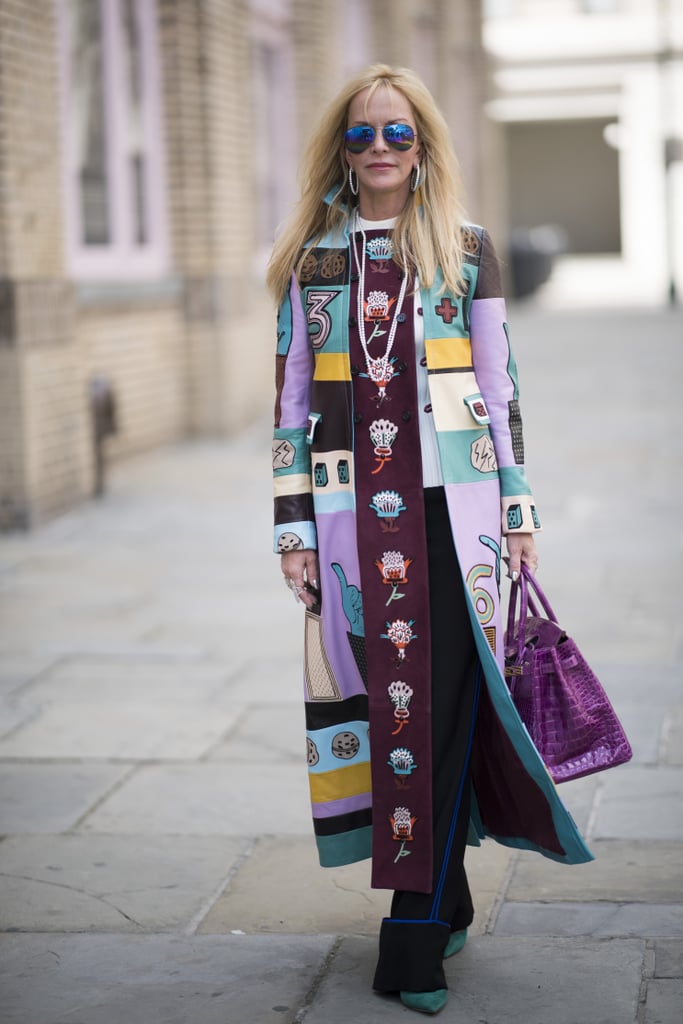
[483,0,683,302]
[0,0,489,528]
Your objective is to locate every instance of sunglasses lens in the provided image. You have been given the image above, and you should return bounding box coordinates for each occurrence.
[344,126,375,153]
[384,124,415,150]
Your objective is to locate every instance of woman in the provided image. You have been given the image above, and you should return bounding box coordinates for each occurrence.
[268,64,591,1015]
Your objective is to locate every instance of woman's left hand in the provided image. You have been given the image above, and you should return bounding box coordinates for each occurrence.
[506,532,538,580]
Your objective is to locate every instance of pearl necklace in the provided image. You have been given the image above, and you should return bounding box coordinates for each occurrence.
[351,210,409,397]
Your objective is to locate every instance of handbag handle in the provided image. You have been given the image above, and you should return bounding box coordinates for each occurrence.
[506,564,561,665]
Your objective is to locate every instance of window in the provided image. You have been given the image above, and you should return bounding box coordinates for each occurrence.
[250,1,296,270]
[58,0,168,278]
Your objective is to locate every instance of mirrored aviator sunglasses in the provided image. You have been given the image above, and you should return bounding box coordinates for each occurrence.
[344,123,415,154]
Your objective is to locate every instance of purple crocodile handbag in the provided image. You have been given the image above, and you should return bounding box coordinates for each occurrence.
[504,565,632,783]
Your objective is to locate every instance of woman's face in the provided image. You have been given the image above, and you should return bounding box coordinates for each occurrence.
[345,85,420,211]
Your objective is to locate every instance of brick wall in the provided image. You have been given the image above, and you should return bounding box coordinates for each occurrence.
[0,1,65,279]
[78,300,187,458]
[158,0,272,435]
[0,2,90,528]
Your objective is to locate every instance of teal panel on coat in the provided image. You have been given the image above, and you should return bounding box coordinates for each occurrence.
[316,825,373,867]
[437,429,499,484]
[498,465,533,498]
[273,427,310,476]
[421,270,465,339]
[276,291,293,356]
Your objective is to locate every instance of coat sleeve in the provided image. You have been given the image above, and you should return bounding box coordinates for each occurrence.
[273,272,318,553]
[469,231,541,536]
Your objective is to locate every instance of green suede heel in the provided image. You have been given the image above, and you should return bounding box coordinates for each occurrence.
[399,989,449,1015]
[444,927,468,959]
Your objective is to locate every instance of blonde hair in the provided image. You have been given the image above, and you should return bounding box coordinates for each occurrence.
[266,64,468,304]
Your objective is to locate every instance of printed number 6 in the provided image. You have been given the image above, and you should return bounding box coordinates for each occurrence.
[466,564,494,625]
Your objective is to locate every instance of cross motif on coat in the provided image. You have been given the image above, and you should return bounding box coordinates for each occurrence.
[435,298,457,324]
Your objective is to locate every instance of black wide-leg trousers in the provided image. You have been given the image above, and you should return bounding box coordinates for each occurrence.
[373,487,480,994]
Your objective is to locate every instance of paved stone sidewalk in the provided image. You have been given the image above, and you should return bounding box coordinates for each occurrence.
[0,304,682,1023]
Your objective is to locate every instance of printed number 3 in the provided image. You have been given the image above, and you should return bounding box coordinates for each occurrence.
[306,290,337,349]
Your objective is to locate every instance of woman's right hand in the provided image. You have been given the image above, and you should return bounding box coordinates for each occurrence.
[281,549,320,608]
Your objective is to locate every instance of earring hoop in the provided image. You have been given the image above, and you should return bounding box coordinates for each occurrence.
[349,166,359,196]
[410,162,421,193]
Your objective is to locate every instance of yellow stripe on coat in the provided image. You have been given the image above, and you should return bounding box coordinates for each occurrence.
[309,761,372,804]
[313,352,351,381]
[425,336,472,369]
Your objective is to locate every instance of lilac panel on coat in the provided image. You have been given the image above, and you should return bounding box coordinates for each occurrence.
[315,509,367,700]
[311,791,373,818]
[469,296,516,468]
[444,479,505,673]
[279,275,313,430]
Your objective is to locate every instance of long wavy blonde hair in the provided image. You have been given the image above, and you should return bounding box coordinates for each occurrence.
[266,64,468,304]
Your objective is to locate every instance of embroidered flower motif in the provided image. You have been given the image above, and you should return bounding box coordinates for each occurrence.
[388,680,413,730]
[381,618,417,661]
[369,419,398,474]
[390,805,416,840]
[388,747,418,776]
[363,356,397,406]
[365,236,393,273]
[364,290,396,321]
[375,550,412,584]
[375,550,413,605]
[369,489,406,532]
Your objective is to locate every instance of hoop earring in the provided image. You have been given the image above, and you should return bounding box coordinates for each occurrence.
[410,162,421,193]
[349,166,359,197]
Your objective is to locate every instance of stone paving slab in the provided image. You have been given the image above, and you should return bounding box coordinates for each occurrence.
[221,653,305,706]
[0,834,248,932]
[0,655,55,696]
[302,935,645,1024]
[653,939,683,978]
[0,932,333,1024]
[644,980,683,1024]
[495,901,683,938]
[662,706,683,765]
[80,761,312,835]
[616,700,670,764]
[551,773,600,832]
[592,663,683,708]
[507,840,683,903]
[0,691,42,736]
[0,586,165,656]
[207,701,306,763]
[199,835,385,936]
[0,657,241,760]
[0,761,131,833]
[198,836,513,938]
[591,766,683,841]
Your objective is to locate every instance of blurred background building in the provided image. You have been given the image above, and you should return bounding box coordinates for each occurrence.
[0,0,681,529]
[485,0,683,304]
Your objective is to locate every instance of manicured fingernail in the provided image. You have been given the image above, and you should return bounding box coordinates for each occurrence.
[511,571,519,582]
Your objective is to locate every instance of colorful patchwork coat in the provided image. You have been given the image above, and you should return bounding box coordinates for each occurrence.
[273,215,593,893]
